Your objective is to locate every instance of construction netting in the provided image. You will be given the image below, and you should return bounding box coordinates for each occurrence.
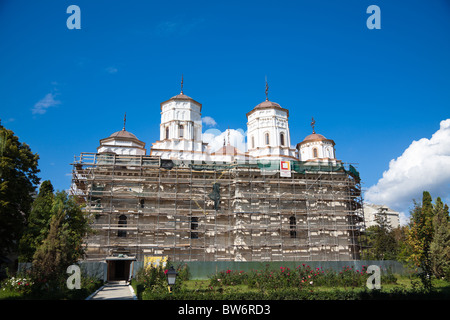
[168,159,361,182]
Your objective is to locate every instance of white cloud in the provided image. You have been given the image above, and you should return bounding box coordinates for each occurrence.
[365,119,450,217]
[202,116,217,127]
[32,93,61,115]
[398,212,409,226]
[202,128,247,153]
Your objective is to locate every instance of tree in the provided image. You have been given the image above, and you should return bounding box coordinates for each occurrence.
[31,191,90,288]
[362,207,398,260]
[19,180,54,262]
[392,225,409,262]
[406,192,434,265]
[405,191,438,290]
[0,122,40,260]
[430,198,450,279]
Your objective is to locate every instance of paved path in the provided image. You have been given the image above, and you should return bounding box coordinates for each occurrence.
[87,281,137,300]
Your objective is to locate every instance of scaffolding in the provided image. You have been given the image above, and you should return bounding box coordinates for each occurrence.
[70,153,365,262]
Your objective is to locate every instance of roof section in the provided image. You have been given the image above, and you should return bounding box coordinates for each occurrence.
[211,144,245,156]
[100,129,146,147]
[108,129,138,140]
[297,132,335,147]
[303,133,327,141]
[160,93,202,111]
[246,99,289,118]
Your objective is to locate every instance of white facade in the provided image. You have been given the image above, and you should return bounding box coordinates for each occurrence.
[246,100,297,161]
[150,93,208,161]
[297,133,337,164]
[363,203,400,229]
[99,84,341,166]
[97,129,146,155]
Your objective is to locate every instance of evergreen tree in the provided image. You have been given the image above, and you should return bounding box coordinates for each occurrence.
[19,180,54,262]
[30,191,90,288]
[362,207,397,260]
[430,198,450,279]
[406,191,436,290]
[392,225,409,262]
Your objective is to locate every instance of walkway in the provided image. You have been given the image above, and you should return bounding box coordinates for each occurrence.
[87,280,137,300]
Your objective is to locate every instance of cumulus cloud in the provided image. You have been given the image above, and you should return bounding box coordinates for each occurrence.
[202,116,217,127]
[32,93,61,115]
[202,128,247,153]
[365,119,450,219]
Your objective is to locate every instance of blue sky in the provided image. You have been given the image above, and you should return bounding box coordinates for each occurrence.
[1,0,449,222]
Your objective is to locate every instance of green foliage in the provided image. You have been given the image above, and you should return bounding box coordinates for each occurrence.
[131,261,189,299]
[430,197,450,280]
[404,192,450,290]
[29,191,90,291]
[0,275,33,296]
[362,208,399,260]
[0,123,40,258]
[140,281,450,300]
[0,269,103,300]
[208,264,397,292]
[18,180,54,262]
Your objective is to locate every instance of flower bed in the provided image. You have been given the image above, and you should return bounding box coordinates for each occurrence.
[209,264,397,290]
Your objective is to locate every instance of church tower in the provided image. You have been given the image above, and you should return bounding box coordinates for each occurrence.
[297,117,337,163]
[246,80,297,161]
[97,114,146,155]
[150,76,208,160]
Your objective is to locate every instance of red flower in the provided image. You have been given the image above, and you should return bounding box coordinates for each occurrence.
[164,269,168,274]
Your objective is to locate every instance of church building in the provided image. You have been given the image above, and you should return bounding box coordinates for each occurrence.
[71,78,364,280]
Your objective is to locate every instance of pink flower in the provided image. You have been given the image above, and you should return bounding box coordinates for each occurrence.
[164,269,168,274]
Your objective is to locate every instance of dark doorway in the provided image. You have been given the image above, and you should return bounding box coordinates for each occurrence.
[107,260,131,281]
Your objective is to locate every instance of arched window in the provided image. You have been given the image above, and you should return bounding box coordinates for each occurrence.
[289,216,297,238]
[190,216,199,239]
[313,148,318,158]
[280,132,285,146]
[179,124,184,138]
[165,127,169,140]
[265,132,270,145]
[327,147,333,158]
[118,215,127,238]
